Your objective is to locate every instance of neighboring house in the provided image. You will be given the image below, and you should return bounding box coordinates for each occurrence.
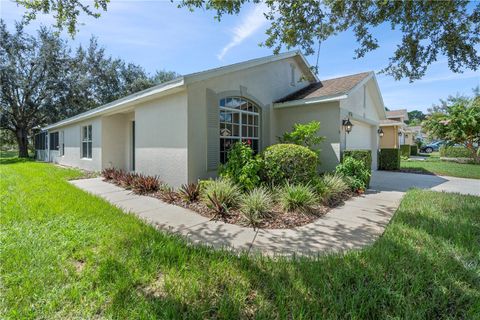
[35,51,387,187]
[379,109,416,148]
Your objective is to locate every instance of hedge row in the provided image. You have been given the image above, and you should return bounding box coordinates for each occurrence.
[410,145,418,156]
[342,150,372,187]
[439,146,472,158]
[378,148,400,170]
[400,144,411,158]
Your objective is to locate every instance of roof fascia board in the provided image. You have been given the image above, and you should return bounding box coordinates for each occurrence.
[44,78,185,130]
[341,108,379,126]
[273,94,348,109]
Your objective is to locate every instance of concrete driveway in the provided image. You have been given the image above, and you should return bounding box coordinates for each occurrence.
[370,171,480,196]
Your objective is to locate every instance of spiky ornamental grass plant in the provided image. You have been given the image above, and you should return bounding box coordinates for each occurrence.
[240,187,273,227]
[279,183,317,213]
[201,179,241,218]
[179,183,200,203]
[319,174,350,206]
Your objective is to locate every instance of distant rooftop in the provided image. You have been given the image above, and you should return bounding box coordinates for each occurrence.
[386,109,408,120]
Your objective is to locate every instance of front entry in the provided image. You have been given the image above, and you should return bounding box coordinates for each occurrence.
[132,121,135,171]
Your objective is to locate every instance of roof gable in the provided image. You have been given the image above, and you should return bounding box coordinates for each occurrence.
[275,72,371,103]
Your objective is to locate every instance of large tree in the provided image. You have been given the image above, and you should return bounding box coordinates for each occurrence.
[15,0,480,81]
[0,22,178,157]
[423,97,480,162]
[0,22,71,157]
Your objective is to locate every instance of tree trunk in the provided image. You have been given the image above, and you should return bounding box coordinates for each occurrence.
[15,128,29,158]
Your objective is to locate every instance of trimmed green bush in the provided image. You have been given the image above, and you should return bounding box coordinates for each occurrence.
[262,143,318,185]
[342,150,372,187]
[335,157,371,191]
[411,145,418,156]
[379,148,400,170]
[400,145,411,158]
[439,146,472,158]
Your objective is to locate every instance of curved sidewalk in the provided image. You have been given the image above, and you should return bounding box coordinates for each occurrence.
[69,171,479,256]
[69,181,403,257]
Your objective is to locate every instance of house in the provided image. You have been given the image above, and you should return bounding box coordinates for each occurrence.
[379,109,416,148]
[35,52,387,187]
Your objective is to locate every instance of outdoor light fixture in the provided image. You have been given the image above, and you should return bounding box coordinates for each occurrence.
[405,134,409,138]
[342,118,353,134]
[377,128,384,137]
[398,131,403,136]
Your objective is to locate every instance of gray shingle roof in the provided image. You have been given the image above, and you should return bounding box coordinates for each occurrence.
[275,71,371,103]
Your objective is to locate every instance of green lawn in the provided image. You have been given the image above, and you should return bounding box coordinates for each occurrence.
[401,153,480,179]
[1,158,480,319]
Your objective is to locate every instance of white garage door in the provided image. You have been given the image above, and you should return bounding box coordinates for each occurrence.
[345,120,377,170]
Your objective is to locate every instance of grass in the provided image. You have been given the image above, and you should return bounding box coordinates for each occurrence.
[1,157,480,319]
[402,152,480,179]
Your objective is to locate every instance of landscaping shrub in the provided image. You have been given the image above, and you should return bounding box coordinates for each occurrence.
[201,179,241,216]
[342,150,372,171]
[179,183,200,203]
[319,174,350,206]
[411,145,418,156]
[278,120,325,154]
[239,187,273,227]
[102,167,117,180]
[158,186,179,204]
[132,174,160,194]
[279,183,317,213]
[439,145,472,158]
[400,145,411,158]
[218,142,262,190]
[262,143,318,185]
[378,148,400,170]
[335,157,371,192]
[118,172,138,189]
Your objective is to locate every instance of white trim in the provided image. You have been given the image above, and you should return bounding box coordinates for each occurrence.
[44,51,316,131]
[45,78,185,130]
[273,94,348,109]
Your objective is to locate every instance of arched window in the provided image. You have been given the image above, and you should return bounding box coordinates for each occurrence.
[219,97,260,164]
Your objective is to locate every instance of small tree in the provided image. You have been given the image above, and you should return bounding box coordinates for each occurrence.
[278,121,325,155]
[423,98,480,163]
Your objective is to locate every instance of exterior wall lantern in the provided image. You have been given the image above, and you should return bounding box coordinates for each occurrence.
[398,131,403,136]
[342,118,353,134]
[377,128,384,137]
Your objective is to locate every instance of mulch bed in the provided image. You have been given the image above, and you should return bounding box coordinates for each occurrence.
[101,177,355,229]
[150,190,347,229]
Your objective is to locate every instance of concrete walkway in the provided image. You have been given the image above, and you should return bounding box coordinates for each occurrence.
[69,171,479,256]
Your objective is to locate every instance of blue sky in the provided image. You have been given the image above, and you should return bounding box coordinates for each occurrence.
[1,0,479,112]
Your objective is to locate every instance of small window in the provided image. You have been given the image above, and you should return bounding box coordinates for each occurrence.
[35,132,47,150]
[49,132,59,150]
[81,125,92,159]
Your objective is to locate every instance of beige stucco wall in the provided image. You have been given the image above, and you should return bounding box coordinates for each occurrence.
[134,91,188,187]
[339,80,382,170]
[49,118,102,171]
[101,113,129,170]
[275,102,341,172]
[380,125,399,148]
[186,57,311,181]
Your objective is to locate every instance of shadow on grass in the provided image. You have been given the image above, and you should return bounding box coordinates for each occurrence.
[100,192,479,319]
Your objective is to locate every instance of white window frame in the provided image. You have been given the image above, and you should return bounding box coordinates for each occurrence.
[81,125,92,159]
[59,130,65,156]
[219,97,260,164]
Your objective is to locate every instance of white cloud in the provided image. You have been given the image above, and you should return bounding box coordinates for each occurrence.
[217,3,268,60]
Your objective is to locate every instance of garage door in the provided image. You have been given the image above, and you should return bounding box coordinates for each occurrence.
[345,120,377,170]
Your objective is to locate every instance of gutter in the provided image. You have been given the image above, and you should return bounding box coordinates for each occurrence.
[273,94,348,109]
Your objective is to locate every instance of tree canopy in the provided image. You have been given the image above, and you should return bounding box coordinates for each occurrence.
[14,0,480,82]
[0,21,178,157]
[423,96,480,162]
